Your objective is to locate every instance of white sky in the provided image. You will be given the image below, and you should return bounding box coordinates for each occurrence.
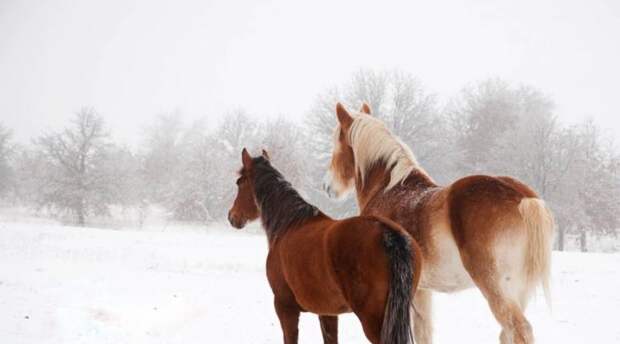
[1,0,619,145]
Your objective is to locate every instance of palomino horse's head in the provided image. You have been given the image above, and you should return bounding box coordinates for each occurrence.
[228,148,270,229]
[322,103,371,198]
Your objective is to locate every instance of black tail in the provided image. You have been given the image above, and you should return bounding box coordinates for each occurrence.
[380,223,415,344]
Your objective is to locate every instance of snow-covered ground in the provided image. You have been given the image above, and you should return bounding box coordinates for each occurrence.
[0,222,618,343]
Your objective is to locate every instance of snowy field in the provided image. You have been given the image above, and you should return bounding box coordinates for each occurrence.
[1,221,619,344]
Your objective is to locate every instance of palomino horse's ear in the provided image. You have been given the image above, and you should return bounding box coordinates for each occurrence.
[336,103,353,129]
[241,148,253,169]
[360,102,371,115]
[262,149,270,161]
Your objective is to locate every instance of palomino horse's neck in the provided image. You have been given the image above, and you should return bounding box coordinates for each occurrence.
[355,162,437,212]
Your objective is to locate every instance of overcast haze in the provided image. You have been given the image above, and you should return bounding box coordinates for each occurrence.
[1,0,619,145]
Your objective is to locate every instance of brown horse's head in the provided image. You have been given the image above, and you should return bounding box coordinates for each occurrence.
[228,148,270,229]
[322,102,370,198]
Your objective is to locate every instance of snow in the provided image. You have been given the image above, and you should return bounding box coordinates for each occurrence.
[0,221,618,343]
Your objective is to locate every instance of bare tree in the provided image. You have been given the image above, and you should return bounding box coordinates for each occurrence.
[35,108,113,225]
[449,78,520,174]
[215,109,260,157]
[169,119,217,222]
[0,124,14,199]
[259,118,309,190]
[140,113,184,206]
[568,120,620,251]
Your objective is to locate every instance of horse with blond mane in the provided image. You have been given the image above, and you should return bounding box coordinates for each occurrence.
[323,103,555,344]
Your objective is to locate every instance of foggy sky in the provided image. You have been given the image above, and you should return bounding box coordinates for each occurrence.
[1,0,619,146]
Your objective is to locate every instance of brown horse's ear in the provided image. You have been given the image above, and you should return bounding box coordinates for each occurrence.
[336,103,353,129]
[241,148,253,169]
[262,149,270,160]
[360,102,371,115]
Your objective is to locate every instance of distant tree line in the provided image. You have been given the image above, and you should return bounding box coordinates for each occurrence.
[0,70,618,251]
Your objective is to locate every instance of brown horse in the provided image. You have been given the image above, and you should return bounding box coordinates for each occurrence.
[228,148,422,344]
[322,103,555,344]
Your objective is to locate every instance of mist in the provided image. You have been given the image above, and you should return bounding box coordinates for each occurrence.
[1,0,619,145]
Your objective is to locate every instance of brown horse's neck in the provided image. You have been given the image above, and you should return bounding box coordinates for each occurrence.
[355,162,437,212]
[252,157,321,243]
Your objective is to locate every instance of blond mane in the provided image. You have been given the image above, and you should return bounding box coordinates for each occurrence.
[347,114,429,190]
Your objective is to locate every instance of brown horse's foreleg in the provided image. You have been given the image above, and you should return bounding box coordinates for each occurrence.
[319,315,338,344]
[413,288,433,344]
[274,299,301,344]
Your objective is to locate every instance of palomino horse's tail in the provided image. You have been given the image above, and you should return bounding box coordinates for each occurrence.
[380,221,416,344]
[518,198,555,308]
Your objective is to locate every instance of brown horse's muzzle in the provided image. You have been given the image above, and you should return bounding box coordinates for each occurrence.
[227,210,246,229]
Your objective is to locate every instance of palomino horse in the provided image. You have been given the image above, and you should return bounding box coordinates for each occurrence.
[322,103,555,344]
[228,148,423,344]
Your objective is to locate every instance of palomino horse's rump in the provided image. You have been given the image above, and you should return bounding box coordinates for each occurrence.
[447,175,555,308]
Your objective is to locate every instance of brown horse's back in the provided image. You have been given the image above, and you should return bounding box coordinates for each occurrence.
[267,215,420,325]
[327,216,422,297]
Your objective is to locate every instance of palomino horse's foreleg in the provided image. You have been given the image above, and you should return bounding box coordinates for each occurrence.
[413,289,433,344]
[319,315,338,344]
[274,299,301,344]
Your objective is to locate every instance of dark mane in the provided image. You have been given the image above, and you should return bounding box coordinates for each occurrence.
[251,157,320,241]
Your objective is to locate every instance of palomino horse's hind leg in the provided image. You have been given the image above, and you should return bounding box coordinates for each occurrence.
[413,289,433,344]
[485,294,533,344]
[460,253,534,344]
[274,299,301,344]
[319,315,338,344]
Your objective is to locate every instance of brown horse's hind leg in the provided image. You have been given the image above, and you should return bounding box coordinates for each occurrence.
[348,292,384,344]
[413,289,433,344]
[319,315,338,344]
[274,299,301,344]
[355,310,383,344]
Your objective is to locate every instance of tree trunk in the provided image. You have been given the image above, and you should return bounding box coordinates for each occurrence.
[580,230,588,252]
[76,200,85,227]
[557,226,565,251]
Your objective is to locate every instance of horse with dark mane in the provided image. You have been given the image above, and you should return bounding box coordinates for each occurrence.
[323,103,555,344]
[228,148,422,344]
